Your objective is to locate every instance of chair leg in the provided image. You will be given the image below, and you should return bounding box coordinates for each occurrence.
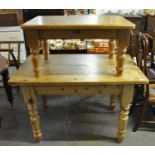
[129,93,137,115]
[42,95,48,110]
[10,51,19,69]
[129,85,144,115]
[133,99,149,132]
[150,105,155,115]
[1,69,13,107]
[0,117,1,128]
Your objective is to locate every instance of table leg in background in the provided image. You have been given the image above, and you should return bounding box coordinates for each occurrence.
[109,95,116,111]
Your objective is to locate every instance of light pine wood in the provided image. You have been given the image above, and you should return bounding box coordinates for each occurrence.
[9,54,148,142]
[42,40,48,60]
[109,39,117,59]
[21,86,42,142]
[25,31,41,77]
[21,15,135,29]
[117,85,134,142]
[9,16,149,142]
[34,85,121,95]
[116,30,130,76]
[110,95,116,111]
[30,52,40,77]
[22,15,135,77]
[9,55,148,85]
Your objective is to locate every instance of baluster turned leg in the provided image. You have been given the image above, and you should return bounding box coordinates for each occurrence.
[22,86,42,142]
[42,40,49,109]
[30,49,41,77]
[116,30,130,76]
[109,39,117,110]
[116,48,127,76]
[43,40,49,60]
[117,85,134,142]
[25,31,41,77]
[109,39,117,59]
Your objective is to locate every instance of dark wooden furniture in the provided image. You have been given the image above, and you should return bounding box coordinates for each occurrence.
[145,16,155,33]
[133,33,155,131]
[125,15,146,32]
[0,56,13,107]
[129,31,155,114]
[0,9,23,26]
[0,55,14,127]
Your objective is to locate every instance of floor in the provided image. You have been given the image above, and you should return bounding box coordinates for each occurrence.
[0,84,155,146]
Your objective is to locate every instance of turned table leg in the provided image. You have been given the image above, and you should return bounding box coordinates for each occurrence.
[30,51,41,77]
[25,30,41,77]
[22,86,42,142]
[117,85,134,142]
[116,30,130,76]
[109,95,115,111]
[109,39,117,59]
[43,39,49,60]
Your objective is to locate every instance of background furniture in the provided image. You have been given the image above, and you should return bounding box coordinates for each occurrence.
[0,26,26,63]
[0,9,23,26]
[133,33,155,131]
[145,16,155,34]
[0,41,25,67]
[125,15,146,32]
[0,56,13,107]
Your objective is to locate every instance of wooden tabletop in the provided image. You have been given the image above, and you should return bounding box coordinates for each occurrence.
[9,54,148,85]
[21,15,135,30]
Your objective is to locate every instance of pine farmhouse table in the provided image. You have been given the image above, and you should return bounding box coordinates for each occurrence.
[9,15,148,142]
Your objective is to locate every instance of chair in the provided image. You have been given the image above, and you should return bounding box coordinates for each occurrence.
[0,55,14,107]
[0,40,25,68]
[129,31,155,114]
[129,32,145,114]
[133,33,155,131]
[144,32,155,69]
[0,55,14,127]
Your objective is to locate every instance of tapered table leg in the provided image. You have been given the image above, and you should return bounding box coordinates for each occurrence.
[117,85,134,142]
[22,86,42,142]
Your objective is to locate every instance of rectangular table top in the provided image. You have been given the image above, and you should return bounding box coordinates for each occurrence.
[9,54,148,85]
[21,15,135,30]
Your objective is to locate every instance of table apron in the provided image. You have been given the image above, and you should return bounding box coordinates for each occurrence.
[32,85,122,95]
[37,29,117,40]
